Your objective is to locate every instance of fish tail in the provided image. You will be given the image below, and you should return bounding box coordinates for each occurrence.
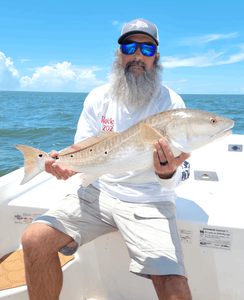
[15,144,49,184]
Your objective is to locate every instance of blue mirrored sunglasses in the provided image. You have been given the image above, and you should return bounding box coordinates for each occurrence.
[121,42,156,57]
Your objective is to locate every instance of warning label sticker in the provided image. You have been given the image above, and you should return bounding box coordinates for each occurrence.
[14,212,41,224]
[180,230,193,244]
[199,226,232,250]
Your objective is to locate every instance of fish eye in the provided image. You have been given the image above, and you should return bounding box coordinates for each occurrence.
[210,118,217,124]
[70,154,73,157]
[39,154,43,158]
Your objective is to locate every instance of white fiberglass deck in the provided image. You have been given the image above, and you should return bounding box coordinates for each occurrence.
[0,134,243,299]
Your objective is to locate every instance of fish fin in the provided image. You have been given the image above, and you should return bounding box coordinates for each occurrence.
[168,139,191,155]
[165,140,184,157]
[15,144,48,184]
[79,173,99,188]
[59,132,120,156]
[140,125,165,148]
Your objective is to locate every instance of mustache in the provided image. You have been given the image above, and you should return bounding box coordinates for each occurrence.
[125,60,146,71]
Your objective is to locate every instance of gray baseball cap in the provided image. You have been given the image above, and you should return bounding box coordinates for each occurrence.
[118,18,159,46]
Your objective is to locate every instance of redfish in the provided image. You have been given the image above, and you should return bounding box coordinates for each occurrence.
[15,108,234,187]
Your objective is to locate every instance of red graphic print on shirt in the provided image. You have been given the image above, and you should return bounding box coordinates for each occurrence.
[101,116,115,131]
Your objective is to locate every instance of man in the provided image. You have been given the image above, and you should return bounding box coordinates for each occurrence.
[22,18,192,300]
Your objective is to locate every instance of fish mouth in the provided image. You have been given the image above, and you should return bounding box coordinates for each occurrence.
[210,119,235,142]
[210,128,233,143]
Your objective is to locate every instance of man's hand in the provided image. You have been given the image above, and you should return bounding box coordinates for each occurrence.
[45,150,77,180]
[153,138,190,179]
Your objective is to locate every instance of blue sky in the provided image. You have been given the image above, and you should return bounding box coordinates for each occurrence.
[0,0,243,94]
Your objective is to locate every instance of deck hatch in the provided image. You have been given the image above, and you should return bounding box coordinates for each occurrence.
[228,144,243,152]
[194,171,219,181]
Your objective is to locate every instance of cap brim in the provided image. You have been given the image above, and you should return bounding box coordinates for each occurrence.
[118,31,159,46]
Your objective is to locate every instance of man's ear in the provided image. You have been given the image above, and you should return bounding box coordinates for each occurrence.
[157,53,160,60]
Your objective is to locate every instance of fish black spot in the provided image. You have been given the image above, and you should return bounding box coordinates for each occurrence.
[56,156,59,160]
[39,154,43,158]
[90,149,92,152]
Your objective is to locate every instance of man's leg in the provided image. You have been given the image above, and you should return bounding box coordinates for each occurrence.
[22,223,76,300]
[151,275,192,300]
[112,200,192,299]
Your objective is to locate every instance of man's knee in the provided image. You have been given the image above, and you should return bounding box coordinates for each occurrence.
[22,223,73,256]
[22,223,52,254]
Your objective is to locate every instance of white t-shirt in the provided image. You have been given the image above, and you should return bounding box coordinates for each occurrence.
[74,83,190,203]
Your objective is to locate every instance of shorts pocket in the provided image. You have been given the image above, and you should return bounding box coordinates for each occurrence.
[133,202,180,252]
[55,194,82,218]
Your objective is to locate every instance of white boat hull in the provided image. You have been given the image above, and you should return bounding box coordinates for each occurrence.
[0,134,243,299]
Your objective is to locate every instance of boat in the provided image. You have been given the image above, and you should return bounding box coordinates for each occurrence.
[0,133,243,300]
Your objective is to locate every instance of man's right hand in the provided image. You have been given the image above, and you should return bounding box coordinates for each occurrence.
[45,150,77,180]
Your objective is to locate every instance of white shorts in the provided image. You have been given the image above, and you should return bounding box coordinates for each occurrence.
[33,185,187,279]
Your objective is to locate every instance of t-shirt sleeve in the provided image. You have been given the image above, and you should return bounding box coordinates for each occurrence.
[74,91,99,144]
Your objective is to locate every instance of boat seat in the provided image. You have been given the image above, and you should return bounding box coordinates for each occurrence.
[0,249,74,291]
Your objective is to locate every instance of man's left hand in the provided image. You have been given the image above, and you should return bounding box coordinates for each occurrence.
[153,138,190,179]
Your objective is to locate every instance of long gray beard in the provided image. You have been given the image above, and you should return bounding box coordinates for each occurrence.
[108,53,163,111]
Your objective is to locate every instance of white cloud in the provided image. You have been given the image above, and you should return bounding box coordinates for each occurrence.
[0,51,105,92]
[192,83,214,87]
[112,20,126,31]
[162,50,222,68]
[20,61,105,92]
[181,32,238,46]
[162,46,244,68]
[216,46,244,65]
[0,52,20,90]
[164,79,188,83]
[202,33,238,43]
[21,59,30,63]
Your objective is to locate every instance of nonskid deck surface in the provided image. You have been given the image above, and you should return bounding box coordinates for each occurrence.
[0,250,74,291]
[0,134,243,300]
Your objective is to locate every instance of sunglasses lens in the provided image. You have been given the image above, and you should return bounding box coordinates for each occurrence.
[121,43,137,55]
[141,44,156,56]
[121,42,156,56]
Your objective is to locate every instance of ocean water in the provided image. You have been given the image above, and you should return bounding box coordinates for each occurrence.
[0,91,243,178]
